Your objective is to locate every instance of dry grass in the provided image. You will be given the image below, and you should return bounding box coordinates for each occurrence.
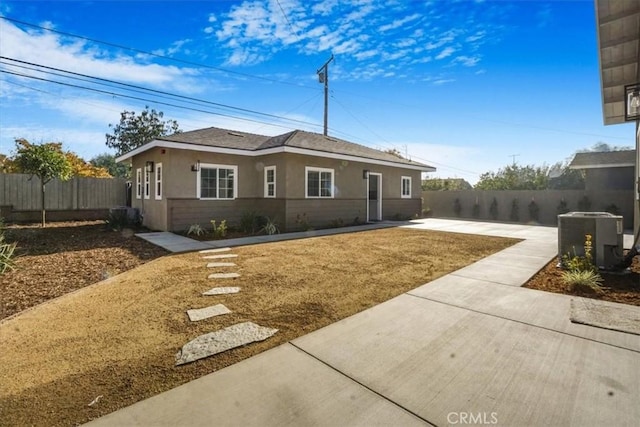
[0,227,516,426]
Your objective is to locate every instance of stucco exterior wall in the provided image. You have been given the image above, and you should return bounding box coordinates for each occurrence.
[130,148,424,231]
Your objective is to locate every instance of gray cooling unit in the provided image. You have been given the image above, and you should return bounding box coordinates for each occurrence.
[558,212,623,268]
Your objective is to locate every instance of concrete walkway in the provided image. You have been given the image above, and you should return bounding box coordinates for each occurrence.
[136,222,400,252]
[89,219,640,427]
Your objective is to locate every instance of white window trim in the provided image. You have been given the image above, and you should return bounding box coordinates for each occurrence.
[144,168,150,199]
[155,162,163,200]
[305,166,335,199]
[264,165,276,198]
[135,168,142,199]
[196,163,238,200]
[401,176,412,198]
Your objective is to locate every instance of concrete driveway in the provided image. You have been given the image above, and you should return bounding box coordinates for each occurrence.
[87,219,640,427]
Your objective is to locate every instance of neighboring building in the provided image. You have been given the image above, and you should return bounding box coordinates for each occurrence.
[116,127,435,231]
[569,150,635,191]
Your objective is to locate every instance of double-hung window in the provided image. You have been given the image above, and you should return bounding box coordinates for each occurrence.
[155,163,163,200]
[401,176,412,198]
[198,164,238,200]
[135,168,142,199]
[144,168,150,199]
[305,167,334,198]
[264,166,276,198]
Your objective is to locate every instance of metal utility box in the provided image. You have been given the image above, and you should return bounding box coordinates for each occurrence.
[558,212,623,268]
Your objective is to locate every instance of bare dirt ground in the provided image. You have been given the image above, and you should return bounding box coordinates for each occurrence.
[0,225,515,427]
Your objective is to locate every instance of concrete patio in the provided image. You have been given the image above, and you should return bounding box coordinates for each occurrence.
[88,219,640,427]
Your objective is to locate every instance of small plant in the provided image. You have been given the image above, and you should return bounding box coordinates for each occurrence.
[453,198,462,217]
[528,198,540,222]
[187,224,205,237]
[577,195,591,212]
[510,199,519,222]
[561,270,604,294]
[353,216,364,225]
[489,198,498,220]
[260,217,280,235]
[604,203,620,215]
[105,209,134,231]
[556,198,569,216]
[472,199,480,218]
[422,207,432,218]
[0,231,17,275]
[239,211,259,234]
[329,218,344,228]
[210,219,228,239]
[295,213,313,231]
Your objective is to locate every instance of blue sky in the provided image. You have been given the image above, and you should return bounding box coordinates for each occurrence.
[0,0,635,183]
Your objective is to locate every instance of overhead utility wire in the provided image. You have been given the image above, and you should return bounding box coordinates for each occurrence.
[0,56,322,128]
[0,69,324,132]
[0,16,317,91]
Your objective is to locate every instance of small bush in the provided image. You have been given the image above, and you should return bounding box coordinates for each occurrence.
[472,202,480,218]
[528,199,540,222]
[187,224,205,236]
[260,217,280,235]
[239,211,259,234]
[561,270,604,294]
[295,213,313,231]
[489,198,498,220]
[556,199,569,216]
[0,232,17,275]
[604,203,620,215]
[328,218,344,228]
[510,199,519,222]
[210,219,227,239]
[577,195,591,212]
[453,198,462,217]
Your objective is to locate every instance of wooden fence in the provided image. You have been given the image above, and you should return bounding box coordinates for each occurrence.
[0,173,128,222]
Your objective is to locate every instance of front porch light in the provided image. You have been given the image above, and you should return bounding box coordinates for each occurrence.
[624,83,640,121]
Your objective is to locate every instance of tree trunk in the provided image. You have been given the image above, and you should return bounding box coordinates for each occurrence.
[41,181,46,227]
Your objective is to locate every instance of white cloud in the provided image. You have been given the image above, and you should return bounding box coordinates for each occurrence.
[311,0,339,16]
[379,13,421,32]
[432,78,455,85]
[208,13,217,23]
[436,47,456,60]
[453,55,480,67]
[465,30,486,43]
[354,49,378,60]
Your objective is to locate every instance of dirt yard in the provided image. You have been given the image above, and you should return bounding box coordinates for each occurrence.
[0,226,515,426]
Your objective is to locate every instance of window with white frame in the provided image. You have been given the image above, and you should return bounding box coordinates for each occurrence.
[305,167,334,198]
[197,164,237,200]
[135,168,142,199]
[264,166,276,198]
[144,168,150,199]
[401,176,412,198]
[155,163,163,200]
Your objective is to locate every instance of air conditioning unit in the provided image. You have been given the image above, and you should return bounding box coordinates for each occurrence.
[558,212,623,268]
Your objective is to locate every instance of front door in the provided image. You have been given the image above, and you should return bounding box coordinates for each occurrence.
[367,173,382,221]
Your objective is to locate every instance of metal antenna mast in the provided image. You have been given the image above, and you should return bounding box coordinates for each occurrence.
[316,54,334,136]
[509,154,521,165]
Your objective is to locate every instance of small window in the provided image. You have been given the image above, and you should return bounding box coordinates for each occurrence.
[197,164,238,200]
[135,168,142,199]
[264,166,276,198]
[401,176,411,198]
[155,163,163,200]
[305,167,334,198]
[144,168,150,199]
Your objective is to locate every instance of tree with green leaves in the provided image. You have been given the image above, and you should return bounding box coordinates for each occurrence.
[12,139,72,227]
[90,153,130,178]
[475,164,549,190]
[106,106,181,155]
[422,178,472,191]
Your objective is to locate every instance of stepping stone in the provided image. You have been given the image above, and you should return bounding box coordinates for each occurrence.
[208,272,240,279]
[175,321,278,365]
[207,262,236,268]
[203,287,241,295]
[187,304,231,322]
[202,254,238,260]
[199,247,231,254]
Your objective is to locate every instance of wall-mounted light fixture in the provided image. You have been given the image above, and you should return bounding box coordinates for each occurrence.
[191,160,201,172]
[362,169,370,179]
[145,161,154,173]
[624,83,640,122]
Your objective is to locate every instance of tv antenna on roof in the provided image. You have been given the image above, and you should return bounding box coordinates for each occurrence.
[509,154,520,165]
[317,54,334,136]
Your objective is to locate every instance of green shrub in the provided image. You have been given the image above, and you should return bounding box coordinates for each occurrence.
[328,218,344,228]
[187,224,205,236]
[239,211,259,234]
[556,199,569,216]
[561,270,604,294]
[0,233,17,275]
[510,199,519,222]
[561,234,596,273]
[577,195,591,211]
[604,203,620,215]
[260,217,280,235]
[295,213,313,231]
[472,202,480,218]
[528,199,540,222]
[210,219,227,239]
[453,198,462,217]
[489,198,498,220]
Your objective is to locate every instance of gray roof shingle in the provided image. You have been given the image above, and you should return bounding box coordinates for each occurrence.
[570,150,635,169]
[157,127,431,168]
